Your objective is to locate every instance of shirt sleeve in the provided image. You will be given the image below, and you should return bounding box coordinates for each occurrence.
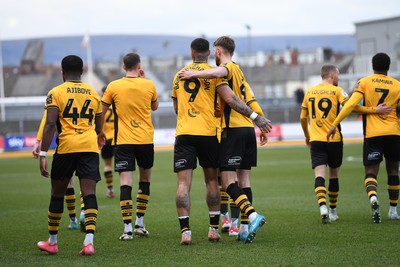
[332,91,363,126]
[151,82,158,102]
[36,111,46,141]
[300,108,309,138]
[101,85,112,106]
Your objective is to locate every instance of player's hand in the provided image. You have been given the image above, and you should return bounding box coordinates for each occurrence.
[32,140,40,159]
[326,126,336,142]
[178,70,194,80]
[376,103,392,115]
[214,103,221,117]
[97,131,106,150]
[259,132,268,146]
[254,116,272,133]
[305,137,310,148]
[39,156,49,177]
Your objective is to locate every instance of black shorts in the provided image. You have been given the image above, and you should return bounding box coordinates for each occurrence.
[101,139,114,159]
[363,135,400,166]
[174,135,219,172]
[310,141,343,169]
[219,127,257,171]
[51,152,101,181]
[114,144,154,172]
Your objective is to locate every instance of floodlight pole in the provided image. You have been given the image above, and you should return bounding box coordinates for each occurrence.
[86,37,93,87]
[245,24,252,83]
[82,32,93,88]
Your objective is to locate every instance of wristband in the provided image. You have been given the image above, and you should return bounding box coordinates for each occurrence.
[39,151,47,157]
[250,112,258,120]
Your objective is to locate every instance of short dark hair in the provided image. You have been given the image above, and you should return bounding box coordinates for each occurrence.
[372,53,390,71]
[61,55,83,73]
[191,38,209,53]
[213,36,235,55]
[123,53,141,70]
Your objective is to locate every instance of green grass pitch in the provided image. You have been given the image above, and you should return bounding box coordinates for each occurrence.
[0,143,399,266]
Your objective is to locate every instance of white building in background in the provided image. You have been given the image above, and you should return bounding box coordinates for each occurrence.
[339,16,400,93]
[353,16,400,75]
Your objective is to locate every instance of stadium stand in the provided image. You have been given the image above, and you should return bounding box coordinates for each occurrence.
[12,74,50,96]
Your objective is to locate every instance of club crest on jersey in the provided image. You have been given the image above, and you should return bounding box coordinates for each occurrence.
[188,108,200,118]
[46,94,53,105]
[378,114,387,120]
[130,120,141,128]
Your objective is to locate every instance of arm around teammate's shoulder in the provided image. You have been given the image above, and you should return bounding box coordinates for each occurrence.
[203,66,228,78]
[178,66,228,80]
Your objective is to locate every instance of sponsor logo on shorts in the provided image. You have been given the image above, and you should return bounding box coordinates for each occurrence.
[115,161,129,169]
[368,152,381,161]
[227,156,242,166]
[175,159,187,168]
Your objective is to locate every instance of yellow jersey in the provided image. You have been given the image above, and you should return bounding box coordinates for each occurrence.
[101,77,158,145]
[103,106,114,140]
[354,74,400,138]
[45,81,102,154]
[172,62,228,136]
[301,83,348,142]
[219,61,254,129]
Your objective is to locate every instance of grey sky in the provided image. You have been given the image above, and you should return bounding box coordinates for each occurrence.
[0,0,399,40]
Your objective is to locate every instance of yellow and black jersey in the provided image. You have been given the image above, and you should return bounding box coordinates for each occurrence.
[355,74,400,138]
[172,62,228,136]
[102,77,158,145]
[219,61,254,129]
[45,81,102,154]
[301,84,348,142]
[217,83,262,131]
[103,106,114,140]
